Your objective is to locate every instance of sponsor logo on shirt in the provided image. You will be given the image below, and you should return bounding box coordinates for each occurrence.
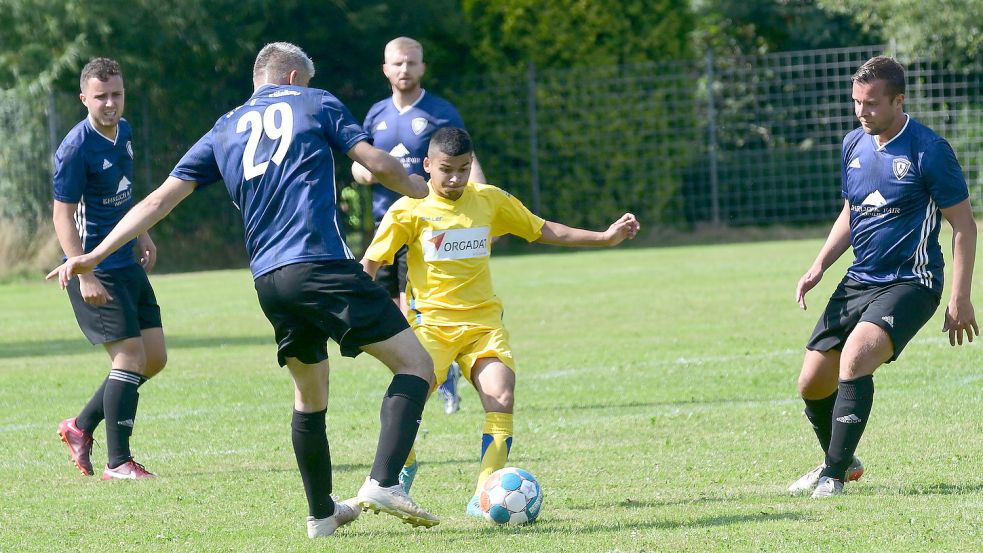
[852,189,900,216]
[103,176,133,206]
[424,227,490,261]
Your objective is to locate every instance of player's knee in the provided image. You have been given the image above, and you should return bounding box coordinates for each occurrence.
[144,351,167,378]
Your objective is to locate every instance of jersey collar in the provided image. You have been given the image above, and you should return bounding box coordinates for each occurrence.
[86,116,119,145]
[873,113,910,151]
[392,89,426,115]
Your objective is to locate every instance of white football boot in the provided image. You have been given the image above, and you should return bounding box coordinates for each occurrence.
[788,456,864,494]
[307,498,360,538]
[357,477,439,527]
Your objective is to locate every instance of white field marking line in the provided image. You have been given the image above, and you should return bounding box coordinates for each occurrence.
[0,402,285,434]
[0,446,265,471]
[530,349,800,380]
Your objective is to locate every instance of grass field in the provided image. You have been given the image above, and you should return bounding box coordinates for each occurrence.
[1,239,982,552]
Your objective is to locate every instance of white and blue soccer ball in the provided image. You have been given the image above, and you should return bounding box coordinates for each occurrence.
[479,467,543,525]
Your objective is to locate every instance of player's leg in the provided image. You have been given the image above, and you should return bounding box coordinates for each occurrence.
[101,335,155,479]
[790,277,865,493]
[284,357,358,537]
[466,357,515,516]
[817,283,940,497]
[394,324,458,493]
[798,349,839,452]
[358,329,439,526]
[253,262,360,537]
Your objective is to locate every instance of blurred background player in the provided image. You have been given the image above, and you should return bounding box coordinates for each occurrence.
[790,56,977,498]
[352,36,487,416]
[53,58,167,481]
[360,127,640,515]
[48,42,439,538]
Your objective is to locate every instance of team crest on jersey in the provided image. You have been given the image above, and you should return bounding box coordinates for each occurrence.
[892,157,911,180]
[424,227,490,261]
[126,141,133,159]
[411,117,428,136]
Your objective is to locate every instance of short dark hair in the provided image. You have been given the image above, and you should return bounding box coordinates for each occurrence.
[853,56,906,98]
[428,127,473,157]
[80,58,122,91]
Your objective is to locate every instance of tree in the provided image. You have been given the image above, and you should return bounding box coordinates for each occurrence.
[818,0,983,66]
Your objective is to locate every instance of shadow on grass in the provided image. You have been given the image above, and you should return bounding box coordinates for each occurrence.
[364,510,807,537]
[872,481,983,496]
[0,335,272,359]
[178,457,477,477]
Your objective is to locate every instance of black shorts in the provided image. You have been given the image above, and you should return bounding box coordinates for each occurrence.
[66,263,163,345]
[375,245,408,298]
[807,276,941,362]
[254,260,409,366]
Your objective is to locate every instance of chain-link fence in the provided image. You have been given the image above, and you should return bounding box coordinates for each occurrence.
[3,44,981,273]
[448,43,983,230]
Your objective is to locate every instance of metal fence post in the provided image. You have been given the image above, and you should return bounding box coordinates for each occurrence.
[527,61,541,215]
[705,50,721,226]
[46,89,59,167]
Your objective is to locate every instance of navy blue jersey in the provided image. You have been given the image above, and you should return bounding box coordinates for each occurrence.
[842,115,969,291]
[170,84,368,278]
[52,118,138,271]
[363,90,465,220]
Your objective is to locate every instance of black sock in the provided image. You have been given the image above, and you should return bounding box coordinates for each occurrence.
[104,369,146,468]
[822,376,874,480]
[369,374,429,487]
[803,390,838,453]
[76,375,110,433]
[292,409,334,519]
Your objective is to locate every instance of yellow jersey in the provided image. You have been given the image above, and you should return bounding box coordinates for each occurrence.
[364,181,545,327]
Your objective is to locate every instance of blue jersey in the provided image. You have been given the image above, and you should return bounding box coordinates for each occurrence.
[842,115,968,292]
[363,90,465,220]
[52,118,138,271]
[170,84,368,278]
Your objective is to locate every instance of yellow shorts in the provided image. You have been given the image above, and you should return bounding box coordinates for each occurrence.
[412,322,516,386]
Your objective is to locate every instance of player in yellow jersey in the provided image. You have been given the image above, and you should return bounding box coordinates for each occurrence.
[360,127,640,516]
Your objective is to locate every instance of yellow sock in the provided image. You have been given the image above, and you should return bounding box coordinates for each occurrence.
[404,446,416,468]
[475,412,513,495]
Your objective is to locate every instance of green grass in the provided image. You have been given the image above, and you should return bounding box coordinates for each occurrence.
[1,239,982,552]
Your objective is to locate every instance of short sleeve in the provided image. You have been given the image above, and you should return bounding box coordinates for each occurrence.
[318,92,370,152]
[922,138,969,209]
[364,205,413,264]
[489,187,545,242]
[170,131,223,186]
[52,144,86,203]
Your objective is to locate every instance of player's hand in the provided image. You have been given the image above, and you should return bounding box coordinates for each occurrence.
[78,273,113,305]
[352,161,376,184]
[406,174,428,198]
[46,254,100,290]
[604,213,640,246]
[137,232,157,273]
[943,297,978,346]
[795,266,824,310]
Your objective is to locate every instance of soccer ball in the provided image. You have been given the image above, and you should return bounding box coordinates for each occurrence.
[479,467,543,525]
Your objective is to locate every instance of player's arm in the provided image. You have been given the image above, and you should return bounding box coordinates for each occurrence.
[47,177,197,287]
[940,198,978,345]
[52,200,112,304]
[347,141,426,198]
[360,258,384,279]
[536,213,640,247]
[796,200,852,310]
